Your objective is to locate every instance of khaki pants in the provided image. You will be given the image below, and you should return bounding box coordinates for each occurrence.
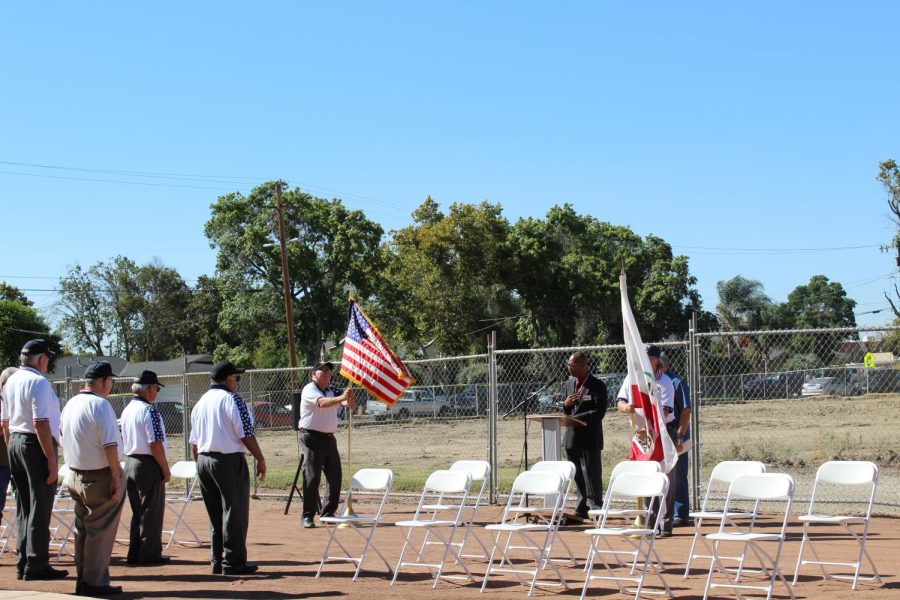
[68,468,126,588]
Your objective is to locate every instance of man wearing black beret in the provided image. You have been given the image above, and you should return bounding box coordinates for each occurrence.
[60,361,127,596]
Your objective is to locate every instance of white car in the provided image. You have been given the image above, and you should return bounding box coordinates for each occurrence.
[365,389,450,421]
[800,376,859,397]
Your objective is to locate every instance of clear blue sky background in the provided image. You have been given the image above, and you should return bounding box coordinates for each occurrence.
[2,1,898,336]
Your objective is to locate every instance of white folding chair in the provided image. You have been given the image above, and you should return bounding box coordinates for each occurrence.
[581,472,672,600]
[0,493,16,557]
[792,460,881,590]
[49,463,76,560]
[520,460,578,566]
[447,460,491,560]
[163,460,203,549]
[702,473,795,600]
[481,470,569,596]
[588,461,665,573]
[589,461,663,523]
[392,469,474,588]
[317,468,394,581]
[684,460,767,578]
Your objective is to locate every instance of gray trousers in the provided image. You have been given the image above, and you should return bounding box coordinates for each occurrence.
[125,454,166,563]
[8,432,55,575]
[197,452,249,569]
[68,467,127,588]
[299,429,341,519]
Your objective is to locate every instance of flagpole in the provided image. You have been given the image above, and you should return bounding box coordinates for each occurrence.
[341,382,356,521]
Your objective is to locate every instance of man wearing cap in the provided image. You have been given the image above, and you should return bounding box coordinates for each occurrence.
[660,355,692,527]
[0,339,68,581]
[120,370,171,565]
[298,361,355,529]
[60,361,127,596]
[616,344,677,536]
[190,360,266,576]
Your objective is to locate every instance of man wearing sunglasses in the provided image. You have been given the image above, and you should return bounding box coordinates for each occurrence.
[190,361,267,576]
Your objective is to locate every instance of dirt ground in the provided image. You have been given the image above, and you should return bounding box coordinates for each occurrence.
[1,497,897,599]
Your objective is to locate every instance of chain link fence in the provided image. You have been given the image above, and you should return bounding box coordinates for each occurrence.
[50,325,900,514]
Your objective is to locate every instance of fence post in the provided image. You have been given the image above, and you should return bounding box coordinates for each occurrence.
[182,356,190,463]
[689,311,701,512]
[249,370,258,497]
[488,331,498,503]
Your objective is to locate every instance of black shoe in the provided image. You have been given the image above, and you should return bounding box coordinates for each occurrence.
[137,556,171,566]
[16,571,23,580]
[302,516,315,528]
[657,530,673,538]
[211,563,222,575]
[223,563,259,575]
[23,566,69,580]
[79,583,123,596]
[673,518,693,528]
[574,511,590,520]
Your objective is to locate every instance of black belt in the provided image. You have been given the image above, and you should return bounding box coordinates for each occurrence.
[10,432,37,438]
[70,466,110,475]
[299,428,334,437]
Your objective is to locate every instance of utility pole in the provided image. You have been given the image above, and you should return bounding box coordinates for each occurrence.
[275,181,299,389]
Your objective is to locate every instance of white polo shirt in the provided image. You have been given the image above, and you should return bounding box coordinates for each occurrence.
[60,390,121,470]
[120,396,167,456]
[0,365,61,442]
[189,385,255,454]
[616,372,676,424]
[299,381,339,433]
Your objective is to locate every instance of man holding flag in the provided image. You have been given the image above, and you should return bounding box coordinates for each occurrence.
[615,272,678,536]
[298,362,355,529]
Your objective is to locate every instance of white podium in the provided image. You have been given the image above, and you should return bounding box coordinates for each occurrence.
[526,414,586,461]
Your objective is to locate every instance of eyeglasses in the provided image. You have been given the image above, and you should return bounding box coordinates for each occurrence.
[234,375,241,382]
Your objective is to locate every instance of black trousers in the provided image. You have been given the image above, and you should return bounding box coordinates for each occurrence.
[197,453,250,569]
[299,429,342,519]
[8,432,56,574]
[125,454,166,563]
[565,445,603,514]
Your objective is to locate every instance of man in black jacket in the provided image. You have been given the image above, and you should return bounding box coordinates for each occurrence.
[562,351,608,519]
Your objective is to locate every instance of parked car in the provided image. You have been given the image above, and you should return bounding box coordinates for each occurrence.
[253,400,293,428]
[855,368,900,394]
[537,389,564,412]
[800,376,860,397]
[448,384,487,415]
[155,399,186,434]
[366,388,450,421]
[743,373,804,399]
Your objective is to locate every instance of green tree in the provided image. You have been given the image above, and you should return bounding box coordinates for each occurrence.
[0,282,34,306]
[781,275,856,329]
[508,204,702,348]
[374,197,518,356]
[57,257,194,360]
[204,181,384,365]
[0,290,61,368]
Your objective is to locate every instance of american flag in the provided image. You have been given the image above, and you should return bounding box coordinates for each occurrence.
[339,300,414,406]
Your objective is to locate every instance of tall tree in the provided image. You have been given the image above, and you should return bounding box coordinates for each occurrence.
[508,204,702,347]
[781,275,856,329]
[375,197,518,355]
[878,159,900,318]
[0,287,61,367]
[57,257,194,359]
[204,181,384,365]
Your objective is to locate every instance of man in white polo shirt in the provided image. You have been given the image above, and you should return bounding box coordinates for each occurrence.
[60,360,127,596]
[0,339,68,581]
[190,360,266,576]
[298,361,355,529]
[120,369,172,566]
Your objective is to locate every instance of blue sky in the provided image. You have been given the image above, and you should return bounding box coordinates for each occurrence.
[2,1,899,335]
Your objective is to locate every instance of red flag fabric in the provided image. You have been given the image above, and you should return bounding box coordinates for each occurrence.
[339,300,414,406]
[620,273,677,473]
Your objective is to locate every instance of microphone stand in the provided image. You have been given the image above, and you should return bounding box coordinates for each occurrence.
[503,377,559,471]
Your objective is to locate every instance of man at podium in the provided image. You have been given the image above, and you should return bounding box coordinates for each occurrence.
[562,351,608,520]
